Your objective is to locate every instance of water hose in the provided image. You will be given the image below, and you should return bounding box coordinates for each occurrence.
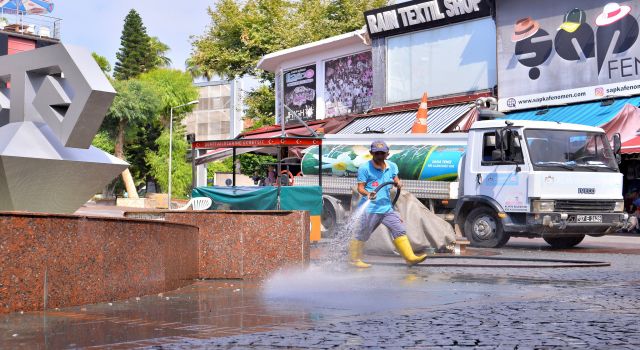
[370,256,611,268]
[372,181,401,207]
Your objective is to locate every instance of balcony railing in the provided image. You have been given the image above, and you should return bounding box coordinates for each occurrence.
[0,8,61,40]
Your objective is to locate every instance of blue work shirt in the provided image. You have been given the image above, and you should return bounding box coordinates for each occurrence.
[357,160,399,214]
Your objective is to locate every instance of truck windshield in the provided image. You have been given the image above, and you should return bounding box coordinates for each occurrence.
[525,129,618,172]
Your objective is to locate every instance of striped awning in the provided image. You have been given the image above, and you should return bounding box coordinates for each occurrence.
[337,103,474,134]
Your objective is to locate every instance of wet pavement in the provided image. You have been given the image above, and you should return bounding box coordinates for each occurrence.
[2,235,640,349]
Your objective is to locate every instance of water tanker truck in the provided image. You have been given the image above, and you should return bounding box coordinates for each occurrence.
[294,120,627,248]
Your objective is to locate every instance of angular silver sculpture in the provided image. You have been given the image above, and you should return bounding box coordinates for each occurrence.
[0,44,128,213]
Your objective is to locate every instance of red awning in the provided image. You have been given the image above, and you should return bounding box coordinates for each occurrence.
[238,116,355,139]
[599,103,640,143]
[622,136,640,154]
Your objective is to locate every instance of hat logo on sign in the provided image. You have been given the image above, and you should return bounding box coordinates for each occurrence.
[558,8,586,33]
[596,2,631,26]
[512,2,639,81]
[511,17,540,42]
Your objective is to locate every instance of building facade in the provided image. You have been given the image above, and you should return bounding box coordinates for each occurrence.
[183,80,245,141]
[257,0,497,134]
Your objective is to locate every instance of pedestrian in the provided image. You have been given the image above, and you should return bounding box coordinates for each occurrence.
[349,140,427,268]
[265,165,276,186]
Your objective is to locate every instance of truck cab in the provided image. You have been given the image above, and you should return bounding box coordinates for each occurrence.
[456,120,627,248]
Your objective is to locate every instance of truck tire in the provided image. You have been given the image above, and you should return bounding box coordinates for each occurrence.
[321,198,338,238]
[463,207,510,248]
[543,235,585,249]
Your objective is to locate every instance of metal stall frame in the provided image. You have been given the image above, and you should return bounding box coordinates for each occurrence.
[191,137,323,205]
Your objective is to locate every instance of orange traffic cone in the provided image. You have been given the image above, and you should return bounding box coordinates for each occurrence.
[411,93,428,133]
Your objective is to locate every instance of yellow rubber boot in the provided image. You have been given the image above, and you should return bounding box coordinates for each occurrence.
[349,239,371,268]
[393,236,427,266]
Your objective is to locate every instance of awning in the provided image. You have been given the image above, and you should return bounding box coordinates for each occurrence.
[622,137,640,155]
[194,147,260,166]
[242,124,322,139]
[337,103,474,134]
[238,115,354,139]
[504,96,640,126]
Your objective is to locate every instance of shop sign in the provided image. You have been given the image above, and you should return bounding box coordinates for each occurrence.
[364,0,491,39]
[283,64,316,125]
[193,137,322,150]
[497,0,640,111]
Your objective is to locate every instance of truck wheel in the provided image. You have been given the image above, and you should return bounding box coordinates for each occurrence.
[543,235,585,249]
[463,207,509,248]
[321,198,338,238]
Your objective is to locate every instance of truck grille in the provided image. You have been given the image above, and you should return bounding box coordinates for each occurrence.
[554,200,616,213]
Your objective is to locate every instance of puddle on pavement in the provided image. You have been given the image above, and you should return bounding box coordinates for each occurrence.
[261,265,543,314]
[1,266,588,349]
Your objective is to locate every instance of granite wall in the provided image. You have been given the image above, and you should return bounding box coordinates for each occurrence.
[164,211,311,279]
[0,213,199,314]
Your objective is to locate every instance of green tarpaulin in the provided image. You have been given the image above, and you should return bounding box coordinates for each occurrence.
[280,186,322,216]
[192,186,322,215]
[192,186,277,210]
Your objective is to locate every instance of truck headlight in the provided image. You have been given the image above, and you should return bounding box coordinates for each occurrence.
[614,200,624,212]
[533,200,555,212]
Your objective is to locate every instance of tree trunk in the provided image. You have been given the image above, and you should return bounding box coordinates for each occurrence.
[115,119,139,199]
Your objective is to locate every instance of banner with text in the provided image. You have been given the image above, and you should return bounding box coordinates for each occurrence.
[497,0,640,111]
[283,64,316,125]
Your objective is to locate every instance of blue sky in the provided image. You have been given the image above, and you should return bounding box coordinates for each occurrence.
[54,0,214,71]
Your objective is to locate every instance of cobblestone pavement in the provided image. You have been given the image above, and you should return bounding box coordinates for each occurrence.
[2,236,640,349]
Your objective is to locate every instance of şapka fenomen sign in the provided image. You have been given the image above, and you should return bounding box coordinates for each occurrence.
[497,0,640,111]
[364,0,491,39]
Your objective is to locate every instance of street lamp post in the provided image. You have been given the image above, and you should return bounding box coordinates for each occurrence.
[168,100,199,209]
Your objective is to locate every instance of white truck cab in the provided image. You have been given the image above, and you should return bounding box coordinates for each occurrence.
[455,120,627,248]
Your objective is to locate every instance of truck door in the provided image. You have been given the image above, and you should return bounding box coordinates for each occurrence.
[473,130,530,213]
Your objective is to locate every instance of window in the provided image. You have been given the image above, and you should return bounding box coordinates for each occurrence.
[481,131,524,166]
[525,129,618,172]
[386,18,496,103]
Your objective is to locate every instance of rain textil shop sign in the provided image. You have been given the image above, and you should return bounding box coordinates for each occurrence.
[496,0,640,111]
[363,0,491,39]
[283,64,316,125]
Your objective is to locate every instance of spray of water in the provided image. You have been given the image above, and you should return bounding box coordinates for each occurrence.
[319,199,370,267]
[260,199,378,306]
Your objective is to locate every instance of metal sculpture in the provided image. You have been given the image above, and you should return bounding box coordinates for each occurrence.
[0,44,128,213]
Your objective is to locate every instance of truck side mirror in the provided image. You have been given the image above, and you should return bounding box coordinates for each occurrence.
[501,129,512,152]
[613,133,622,154]
[494,130,503,150]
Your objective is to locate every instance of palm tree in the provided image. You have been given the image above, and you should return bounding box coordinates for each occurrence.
[185,57,214,81]
[149,36,172,67]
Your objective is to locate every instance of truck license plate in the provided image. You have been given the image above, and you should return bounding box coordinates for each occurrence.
[577,215,602,223]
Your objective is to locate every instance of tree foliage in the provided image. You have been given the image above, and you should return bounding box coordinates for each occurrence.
[237,153,277,175]
[92,131,115,154]
[92,52,112,74]
[190,0,386,82]
[206,153,277,183]
[105,79,161,126]
[101,77,161,185]
[190,0,386,127]
[149,36,172,67]
[114,9,154,80]
[139,69,199,124]
[185,57,215,81]
[207,158,233,179]
[146,127,192,198]
[244,84,275,131]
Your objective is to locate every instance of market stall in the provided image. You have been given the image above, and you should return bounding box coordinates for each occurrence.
[191,136,324,241]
